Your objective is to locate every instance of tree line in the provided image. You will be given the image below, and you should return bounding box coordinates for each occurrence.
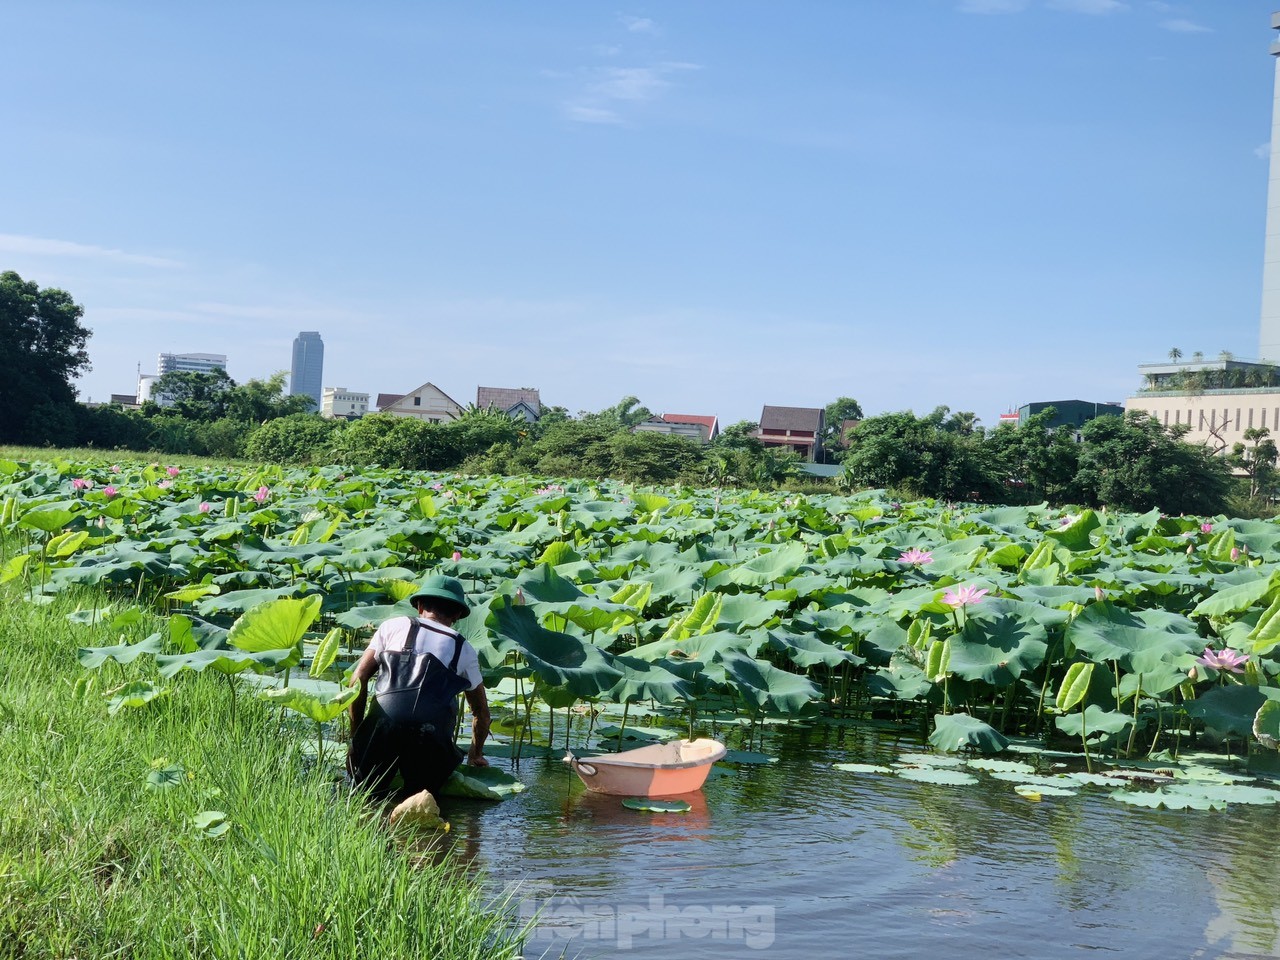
[0,270,1265,515]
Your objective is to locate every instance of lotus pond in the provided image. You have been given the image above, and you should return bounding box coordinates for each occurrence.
[7,457,1280,955]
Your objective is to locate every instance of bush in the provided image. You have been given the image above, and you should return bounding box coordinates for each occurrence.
[242,414,338,465]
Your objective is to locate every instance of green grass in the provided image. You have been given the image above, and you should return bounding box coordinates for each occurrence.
[0,586,522,960]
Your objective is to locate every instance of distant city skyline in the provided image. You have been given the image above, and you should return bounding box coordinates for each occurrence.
[1,2,1273,428]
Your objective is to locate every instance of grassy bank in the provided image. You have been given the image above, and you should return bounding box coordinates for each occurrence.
[0,586,521,960]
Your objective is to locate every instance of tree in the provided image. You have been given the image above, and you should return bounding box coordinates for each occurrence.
[984,408,1081,504]
[242,414,338,464]
[0,271,92,443]
[1168,347,1182,362]
[1229,427,1279,501]
[581,396,653,429]
[842,411,996,501]
[822,397,864,460]
[147,369,234,421]
[1076,411,1232,514]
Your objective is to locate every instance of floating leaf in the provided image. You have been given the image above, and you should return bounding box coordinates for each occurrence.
[621,797,691,813]
[898,767,980,786]
[191,810,230,838]
[832,762,894,774]
[1111,789,1225,811]
[439,766,527,800]
[1015,783,1076,798]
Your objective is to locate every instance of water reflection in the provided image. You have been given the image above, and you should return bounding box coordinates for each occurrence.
[429,723,1277,959]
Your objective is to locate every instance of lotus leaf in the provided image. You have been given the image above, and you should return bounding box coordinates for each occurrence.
[1054,705,1134,738]
[439,765,526,800]
[77,635,164,669]
[898,767,980,786]
[107,680,167,715]
[260,683,358,723]
[621,797,691,813]
[492,603,623,699]
[1065,604,1201,674]
[832,762,894,774]
[713,650,820,714]
[1110,789,1225,811]
[1185,685,1280,739]
[947,615,1048,686]
[228,596,322,653]
[929,713,1010,754]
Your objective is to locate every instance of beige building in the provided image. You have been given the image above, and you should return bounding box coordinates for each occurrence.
[321,387,369,420]
[1124,390,1280,453]
[376,382,463,423]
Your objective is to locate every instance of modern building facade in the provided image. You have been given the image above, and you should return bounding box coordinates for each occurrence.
[1261,12,1280,362]
[290,332,324,411]
[321,387,369,420]
[1015,400,1124,438]
[157,352,227,376]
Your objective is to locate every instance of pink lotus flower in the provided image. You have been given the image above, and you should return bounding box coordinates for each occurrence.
[167,466,180,477]
[254,486,270,503]
[899,548,933,566]
[1195,646,1248,674]
[1200,522,1213,534]
[452,551,462,561]
[515,588,526,606]
[110,464,121,474]
[1231,547,1241,561]
[103,486,118,498]
[157,480,172,489]
[72,478,89,491]
[943,585,988,608]
[430,482,444,491]
[199,502,211,513]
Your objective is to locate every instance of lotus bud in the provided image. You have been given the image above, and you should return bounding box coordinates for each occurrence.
[1188,666,1198,682]
[1094,586,1105,602]
[1231,547,1240,561]
[1186,543,1194,555]
[452,551,462,561]
[515,588,526,606]
[199,502,211,513]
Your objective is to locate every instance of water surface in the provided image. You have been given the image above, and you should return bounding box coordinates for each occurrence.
[439,722,1280,959]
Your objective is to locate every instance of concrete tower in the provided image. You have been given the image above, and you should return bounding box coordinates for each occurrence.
[290,331,324,411]
[1261,13,1280,361]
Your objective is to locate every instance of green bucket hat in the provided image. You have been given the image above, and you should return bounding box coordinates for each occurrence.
[408,574,470,618]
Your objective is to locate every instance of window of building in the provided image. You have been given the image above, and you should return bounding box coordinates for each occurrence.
[1200,410,1206,430]
[1163,410,1168,426]
[413,396,421,407]
[1250,408,1255,428]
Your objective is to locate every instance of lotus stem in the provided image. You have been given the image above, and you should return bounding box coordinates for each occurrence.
[1125,674,1141,758]
[1080,710,1093,774]
[615,701,629,753]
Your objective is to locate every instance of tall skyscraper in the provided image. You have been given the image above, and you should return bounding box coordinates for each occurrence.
[290,331,324,411]
[1260,13,1280,360]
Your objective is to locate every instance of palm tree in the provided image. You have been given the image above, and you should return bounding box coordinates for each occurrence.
[1168,347,1182,362]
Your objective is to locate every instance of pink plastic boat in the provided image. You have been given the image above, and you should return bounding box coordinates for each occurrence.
[564,739,727,796]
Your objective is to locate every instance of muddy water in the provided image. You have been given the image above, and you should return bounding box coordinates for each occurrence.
[439,722,1280,960]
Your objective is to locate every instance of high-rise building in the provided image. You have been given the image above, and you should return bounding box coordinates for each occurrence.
[158,352,227,376]
[1262,12,1280,361]
[290,332,324,411]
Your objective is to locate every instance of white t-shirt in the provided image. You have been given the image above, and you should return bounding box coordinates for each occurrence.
[368,616,484,691]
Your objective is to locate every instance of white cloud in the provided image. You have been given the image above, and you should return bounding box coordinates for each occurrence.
[1160,18,1211,34]
[563,61,701,124]
[565,104,623,124]
[0,234,182,268]
[957,0,1029,13]
[1046,0,1127,13]
[620,15,657,34]
[1146,1,1171,11]
[1257,143,1272,160]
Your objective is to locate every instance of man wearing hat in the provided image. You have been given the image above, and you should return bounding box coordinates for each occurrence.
[347,574,491,800]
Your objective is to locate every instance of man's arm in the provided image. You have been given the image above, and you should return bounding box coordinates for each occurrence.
[464,685,491,766]
[348,646,378,730]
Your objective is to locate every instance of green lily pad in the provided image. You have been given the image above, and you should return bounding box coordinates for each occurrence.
[439,765,527,800]
[1015,783,1077,798]
[145,762,185,790]
[898,767,980,786]
[1110,788,1226,811]
[929,713,1010,754]
[965,759,1036,774]
[621,797,692,813]
[832,763,894,774]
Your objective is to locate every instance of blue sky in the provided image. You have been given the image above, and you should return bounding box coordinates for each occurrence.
[1,0,1274,428]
